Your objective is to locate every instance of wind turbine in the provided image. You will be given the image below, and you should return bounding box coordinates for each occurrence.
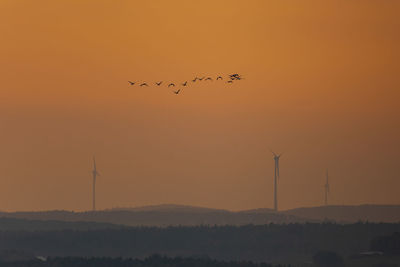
[271,151,282,211]
[92,156,100,211]
[324,169,330,206]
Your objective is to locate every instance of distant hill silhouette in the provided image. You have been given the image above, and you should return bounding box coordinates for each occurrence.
[0,204,398,227]
[0,217,125,231]
[106,204,228,213]
[0,204,308,227]
[284,205,400,223]
[238,208,276,214]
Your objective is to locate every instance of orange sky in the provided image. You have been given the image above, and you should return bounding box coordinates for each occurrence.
[0,0,399,211]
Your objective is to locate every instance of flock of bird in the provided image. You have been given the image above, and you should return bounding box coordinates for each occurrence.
[128,73,243,95]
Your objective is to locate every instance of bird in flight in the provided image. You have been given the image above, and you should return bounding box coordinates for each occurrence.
[173,89,181,95]
[128,81,135,85]
[156,81,163,86]
[216,76,223,80]
[205,77,213,81]
[168,83,175,87]
[229,74,243,80]
[140,83,149,87]
[182,81,188,86]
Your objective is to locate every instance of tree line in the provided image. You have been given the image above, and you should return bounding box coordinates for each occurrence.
[0,255,288,267]
[0,223,399,263]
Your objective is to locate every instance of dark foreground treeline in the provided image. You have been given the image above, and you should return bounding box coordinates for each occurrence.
[0,255,287,267]
[0,223,399,262]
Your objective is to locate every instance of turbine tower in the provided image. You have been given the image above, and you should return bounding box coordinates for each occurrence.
[271,151,282,211]
[92,156,100,211]
[324,169,330,206]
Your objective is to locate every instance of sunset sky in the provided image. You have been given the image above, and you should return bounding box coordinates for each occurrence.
[0,0,399,212]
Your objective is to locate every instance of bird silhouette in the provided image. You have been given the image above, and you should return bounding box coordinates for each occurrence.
[156,81,163,86]
[140,83,149,87]
[216,76,223,80]
[205,77,213,81]
[182,81,188,86]
[229,74,242,80]
[128,81,135,85]
[173,89,181,94]
[168,83,175,87]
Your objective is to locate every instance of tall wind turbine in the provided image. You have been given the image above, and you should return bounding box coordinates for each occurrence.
[324,169,330,206]
[92,156,100,211]
[271,151,282,211]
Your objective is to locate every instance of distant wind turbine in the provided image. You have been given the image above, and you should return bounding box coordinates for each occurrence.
[271,151,282,211]
[92,156,100,211]
[325,169,330,206]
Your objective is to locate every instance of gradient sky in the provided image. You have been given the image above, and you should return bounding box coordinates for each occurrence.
[0,0,399,212]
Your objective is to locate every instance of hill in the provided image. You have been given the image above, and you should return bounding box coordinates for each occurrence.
[284,205,400,223]
[0,204,309,227]
[105,203,229,213]
[1,223,400,263]
[1,204,399,227]
[0,217,126,231]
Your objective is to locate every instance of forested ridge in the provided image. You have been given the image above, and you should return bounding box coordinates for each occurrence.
[0,255,287,267]
[1,205,399,227]
[1,223,399,263]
